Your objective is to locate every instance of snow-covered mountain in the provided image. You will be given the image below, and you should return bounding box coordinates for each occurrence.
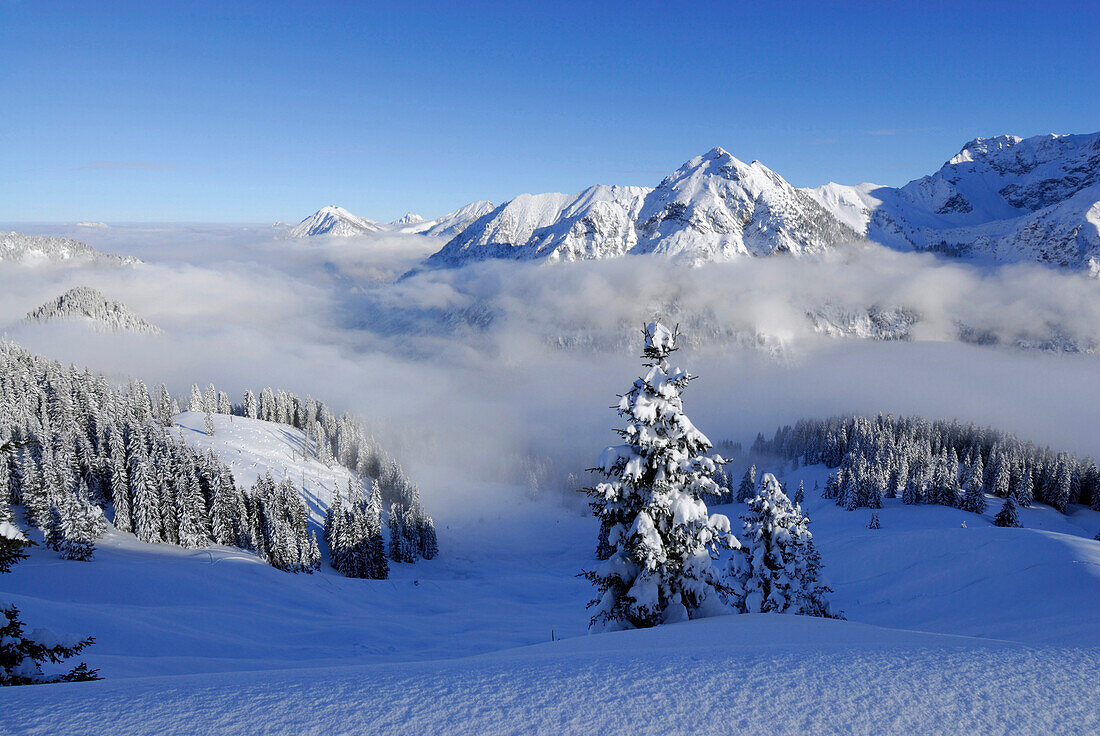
[25,286,162,335]
[416,132,1100,272]
[284,206,383,238]
[1,231,140,266]
[421,148,862,270]
[807,132,1100,271]
[391,212,425,227]
[633,147,863,262]
[395,200,496,238]
[425,186,652,267]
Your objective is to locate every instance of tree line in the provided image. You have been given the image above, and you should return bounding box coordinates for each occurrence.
[0,340,437,578]
[747,415,1100,522]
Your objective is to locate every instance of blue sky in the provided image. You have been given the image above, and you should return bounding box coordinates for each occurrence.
[2,0,1097,223]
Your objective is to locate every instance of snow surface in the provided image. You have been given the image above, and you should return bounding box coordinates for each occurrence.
[1,442,1097,733]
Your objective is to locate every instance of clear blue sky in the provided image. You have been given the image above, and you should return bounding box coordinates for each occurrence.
[2,0,1098,223]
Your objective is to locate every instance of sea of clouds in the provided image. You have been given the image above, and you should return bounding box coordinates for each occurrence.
[2,224,1099,519]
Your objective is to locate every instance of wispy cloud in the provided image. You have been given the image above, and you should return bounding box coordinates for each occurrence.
[807,138,839,146]
[78,161,171,171]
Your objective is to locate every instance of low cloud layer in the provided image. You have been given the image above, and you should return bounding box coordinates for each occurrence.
[3,226,1099,519]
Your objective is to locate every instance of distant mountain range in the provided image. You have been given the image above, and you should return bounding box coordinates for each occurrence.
[1,231,140,266]
[284,201,495,240]
[25,286,161,335]
[286,131,1100,274]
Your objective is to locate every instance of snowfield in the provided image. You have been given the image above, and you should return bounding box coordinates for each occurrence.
[5,616,1097,736]
[1,417,1097,734]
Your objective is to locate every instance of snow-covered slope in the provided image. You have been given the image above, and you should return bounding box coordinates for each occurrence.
[633,147,863,262]
[808,132,1100,270]
[2,459,1097,733]
[24,286,161,335]
[424,186,652,267]
[396,200,496,239]
[0,231,140,266]
[284,206,383,238]
[171,412,354,527]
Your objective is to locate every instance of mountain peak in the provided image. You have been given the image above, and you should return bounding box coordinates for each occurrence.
[285,206,381,238]
[393,212,425,226]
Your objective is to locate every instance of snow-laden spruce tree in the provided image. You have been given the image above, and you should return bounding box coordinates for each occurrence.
[729,473,838,618]
[584,322,738,631]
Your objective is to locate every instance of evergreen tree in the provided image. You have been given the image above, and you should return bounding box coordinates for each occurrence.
[867,511,880,529]
[993,493,1021,528]
[583,323,737,631]
[203,411,215,437]
[960,455,987,514]
[1015,469,1034,508]
[157,384,175,426]
[243,390,258,420]
[736,465,756,503]
[793,480,804,506]
[1048,460,1072,512]
[729,473,837,618]
[418,514,439,560]
[188,384,204,413]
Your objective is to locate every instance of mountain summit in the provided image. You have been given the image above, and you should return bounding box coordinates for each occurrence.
[284,206,382,238]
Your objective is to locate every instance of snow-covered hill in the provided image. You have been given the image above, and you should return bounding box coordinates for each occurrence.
[284,206,383,238]
[171,412,355,527]
[0,231,140,266]
[808,132,1100,270]
[24,286,161,335]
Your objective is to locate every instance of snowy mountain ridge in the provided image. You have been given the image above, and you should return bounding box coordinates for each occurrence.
[419,131,1100,271]
[0,231,140,266]
[423,149,863,269]
[24,286,162,335]
[806,131,1100,270]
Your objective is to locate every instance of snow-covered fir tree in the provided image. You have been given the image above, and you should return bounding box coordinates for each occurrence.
[993,493,1021,528]
[960,454,986,514]
[736,465,756,503]
[583,322,737,631]
[728,473,838,618]
[325,480,388,579]
[867,512,880,529]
